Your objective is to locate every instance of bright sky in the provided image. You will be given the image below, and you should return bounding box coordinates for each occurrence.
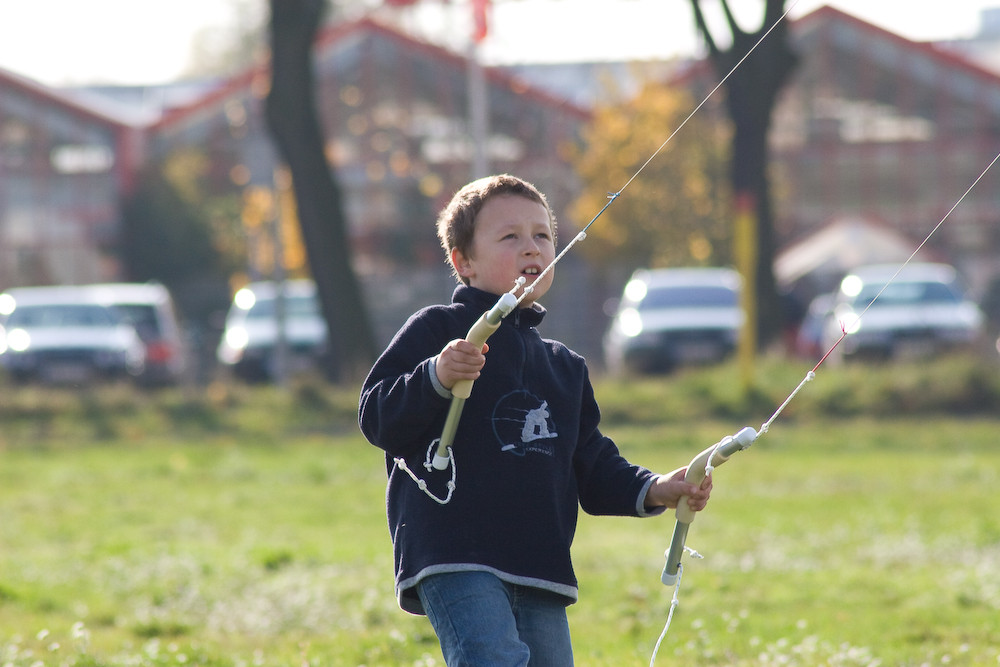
[0,0,997,86]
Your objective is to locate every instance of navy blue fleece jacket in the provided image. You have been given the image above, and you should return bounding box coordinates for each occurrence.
[359,285,662,614]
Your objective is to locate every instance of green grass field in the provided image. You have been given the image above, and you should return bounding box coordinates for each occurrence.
[1,357,998,666]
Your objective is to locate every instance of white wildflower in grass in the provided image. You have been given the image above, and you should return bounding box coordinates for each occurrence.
[70,621,90,653]
[143,638,161,659]
[722,611,741,633]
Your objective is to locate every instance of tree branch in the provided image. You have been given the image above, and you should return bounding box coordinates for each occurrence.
[689,0,720,57]
[719,0,746,40]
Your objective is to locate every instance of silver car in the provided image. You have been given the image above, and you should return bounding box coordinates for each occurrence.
[604,267,743,374]
[825,263,984,360]
[84,283,187,386]
[216,280,330,382]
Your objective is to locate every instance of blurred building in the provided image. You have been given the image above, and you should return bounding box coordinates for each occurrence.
[772,7,1000,298]
[149,17,588,270]
[0,70,144,287]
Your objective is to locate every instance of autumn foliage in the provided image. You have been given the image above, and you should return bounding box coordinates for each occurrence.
[570,81,732,273]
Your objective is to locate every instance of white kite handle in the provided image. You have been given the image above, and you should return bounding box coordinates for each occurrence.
[661,426,757,585]
[431,291,518,470]
[449,291,517,399]
[674,426,757,523]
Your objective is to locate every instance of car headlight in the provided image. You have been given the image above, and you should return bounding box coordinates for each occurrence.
[618,308,643,337]
[837,312,862,335]
[219,327,250,364]
[6,328,31,352]
[224,327,249,351]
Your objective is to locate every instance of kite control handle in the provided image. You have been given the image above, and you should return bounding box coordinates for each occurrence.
[661,426,757,585]
[450,292,518,399]
[431,292,519,470]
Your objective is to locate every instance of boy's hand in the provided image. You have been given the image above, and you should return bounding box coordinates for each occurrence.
[434,339,489,390]
[644,467,713,512]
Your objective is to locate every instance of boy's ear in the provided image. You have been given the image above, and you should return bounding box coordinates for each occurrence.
[451,247,474,279]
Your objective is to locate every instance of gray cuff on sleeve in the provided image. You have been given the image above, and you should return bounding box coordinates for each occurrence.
[637,475,667,517]
[428,356,452,399]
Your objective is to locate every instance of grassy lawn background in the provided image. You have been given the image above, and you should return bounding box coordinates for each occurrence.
[0,355,998,665]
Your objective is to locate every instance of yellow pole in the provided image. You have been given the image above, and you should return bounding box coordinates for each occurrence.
[734,193,757,393]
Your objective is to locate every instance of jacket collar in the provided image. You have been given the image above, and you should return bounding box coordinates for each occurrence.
[453,285,545,328]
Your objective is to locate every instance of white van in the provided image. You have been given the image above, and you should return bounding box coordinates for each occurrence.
[85,283,187,385]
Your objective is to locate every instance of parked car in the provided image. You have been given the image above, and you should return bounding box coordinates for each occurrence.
[0,286,146,385]
[216,279,330,382]
[84,283,187,386]
[795,291,836,359]
[824,262,985,360]
[604,267,743,374]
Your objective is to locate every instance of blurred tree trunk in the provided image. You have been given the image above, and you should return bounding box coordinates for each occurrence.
[265,0,377,380]
[689,0,797,347]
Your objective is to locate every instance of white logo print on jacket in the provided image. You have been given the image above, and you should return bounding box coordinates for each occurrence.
[492,390,559,457]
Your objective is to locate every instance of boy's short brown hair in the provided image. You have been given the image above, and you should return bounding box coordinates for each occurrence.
[436,174,557,284]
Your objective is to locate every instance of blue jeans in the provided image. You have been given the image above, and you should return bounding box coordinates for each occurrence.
[416,571,574,666]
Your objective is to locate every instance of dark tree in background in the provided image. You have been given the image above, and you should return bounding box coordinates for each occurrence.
[120,162,235,336]
[265,0,377,380]
[689,0,798,347]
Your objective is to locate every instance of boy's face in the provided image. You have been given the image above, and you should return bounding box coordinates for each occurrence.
[452,194,555,306]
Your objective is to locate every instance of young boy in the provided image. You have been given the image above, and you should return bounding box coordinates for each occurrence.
[359,174,712,666]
